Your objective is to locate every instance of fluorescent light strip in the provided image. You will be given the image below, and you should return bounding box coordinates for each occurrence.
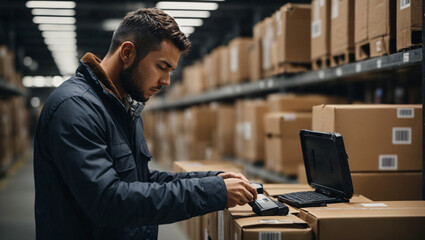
[33,16,76,24]
[48,45,77,51]
[103,19,121,31]
[44,38,76,45]
[156,2,218,10]
[39,24,76,31]
[163,10,210,18]
[42,31,76,38]
[32,9,75,16]
[174,18,203,27]
[26,1,76,9]
[179,26,195,35]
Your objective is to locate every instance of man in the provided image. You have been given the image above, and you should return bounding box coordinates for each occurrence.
[34,8,257,240]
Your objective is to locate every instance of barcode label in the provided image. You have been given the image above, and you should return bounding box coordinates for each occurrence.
[283,113,297,121]
[403,52,410,62]
[204,228,208,240]
[312,20,321,38]
[276,12,282,36]
[379,155,398,170]
[230,46,238,73]
[314,0,320,20]
[244,122,251,140]
[331,0,339,19]
[260,232,281,240]
[376,40,382,52]
[392,127,412,144]
[376,59,382,68]
[397,108,414,118]
[400,0,410,10]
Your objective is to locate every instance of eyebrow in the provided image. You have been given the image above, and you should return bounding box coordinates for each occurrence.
[159,60,174,70]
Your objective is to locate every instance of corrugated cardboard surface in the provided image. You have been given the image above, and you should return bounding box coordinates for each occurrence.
[229,37,252,84]
[354,0,368,43]
[368,0,395,39]
[277,3,311,64]
[369,34,392,57]
[312,104,422,172]
[311,0,331,59]
[330,0,355,54]
[212,104,235,157]
[233,215,312,240]
[396,0,423,50]
[251,21,264,81]
[299,201,425,240]
[351,171,422,201]
[182,61,205,95]
[218,46,230,86]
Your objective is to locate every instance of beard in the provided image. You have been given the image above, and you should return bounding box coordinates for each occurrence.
[120,60,149,102]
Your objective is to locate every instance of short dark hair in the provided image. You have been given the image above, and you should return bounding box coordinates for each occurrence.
[107,8,191,59]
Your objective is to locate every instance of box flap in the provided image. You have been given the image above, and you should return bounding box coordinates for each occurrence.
[236,215,308,229]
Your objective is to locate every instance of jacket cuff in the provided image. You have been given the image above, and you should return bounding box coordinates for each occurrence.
[200,176,227,213]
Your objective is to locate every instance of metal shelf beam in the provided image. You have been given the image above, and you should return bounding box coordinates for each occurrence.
[146,48,422,111]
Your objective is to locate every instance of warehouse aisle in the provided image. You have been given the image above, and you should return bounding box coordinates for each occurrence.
[0,152,187,240]
[0,152,35,240]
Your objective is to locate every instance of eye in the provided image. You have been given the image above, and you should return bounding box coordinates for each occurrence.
[157,64,166,71]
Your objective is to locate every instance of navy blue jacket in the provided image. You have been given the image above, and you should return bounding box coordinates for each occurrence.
[34,59,227,239]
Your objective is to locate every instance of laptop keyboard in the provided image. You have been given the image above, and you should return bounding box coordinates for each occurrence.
[281,191,338,203]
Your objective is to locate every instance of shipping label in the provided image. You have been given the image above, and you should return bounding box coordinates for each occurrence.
[379,154,398,170]
[259,232,281,240]
[392,127,412,144]
[397,108,414,118]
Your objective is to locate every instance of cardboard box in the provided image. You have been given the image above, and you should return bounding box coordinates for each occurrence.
[228,37,252,84]
[182,61,205,94]
[351,171,422,201]
[203,52,215,90]
[267,93,343,112]
[312,104,422,172]
[311,0,331,59]
[368,0,396,57]
[354,0,369,60]
[264,112,312,175]
[233,215,312,240]
[184,106,214,142]
[218,46,230,86]
[234,100,246,160]
[299,201,425,240]
[243,100,268,163]
[276,4,311,65]
[173,160,242,173]
[250,22,263,81]
[397,0,423,51]
[261,17,276,77]
[211,104,235,157]
[330,0,355,55]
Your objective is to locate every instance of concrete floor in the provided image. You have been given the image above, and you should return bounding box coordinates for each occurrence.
[0,152,187,240]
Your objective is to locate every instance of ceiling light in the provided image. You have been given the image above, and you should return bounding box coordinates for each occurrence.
[44,38,76,45]
[163,10,210,18]
[156,2,218,10]
[39,24,76,31]
[32,9,75,16]
[47,45,77,51]
[42,31,76,38]
[174,18,203,27]
[26,1,76,9]
[33,16,76,24]
[103,19,121,31]
[179,26,195,35]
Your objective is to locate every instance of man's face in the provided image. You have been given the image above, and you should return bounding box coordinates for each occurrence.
[120,39,181,102]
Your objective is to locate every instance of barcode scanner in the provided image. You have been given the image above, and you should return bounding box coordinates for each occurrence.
[248,183,289,216]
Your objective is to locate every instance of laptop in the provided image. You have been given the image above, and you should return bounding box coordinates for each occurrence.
[278,129,353,208]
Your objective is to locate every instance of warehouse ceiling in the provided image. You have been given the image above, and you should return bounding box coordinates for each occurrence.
[0,0,310,83]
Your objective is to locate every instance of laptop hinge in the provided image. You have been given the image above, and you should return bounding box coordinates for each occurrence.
[315,188,333,197]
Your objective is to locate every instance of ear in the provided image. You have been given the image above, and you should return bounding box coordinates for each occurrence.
[119,41,137,69]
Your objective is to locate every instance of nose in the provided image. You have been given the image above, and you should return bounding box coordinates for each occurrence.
[159,72,171,87]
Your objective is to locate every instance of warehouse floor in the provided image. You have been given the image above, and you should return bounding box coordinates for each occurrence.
[0,150,187,240]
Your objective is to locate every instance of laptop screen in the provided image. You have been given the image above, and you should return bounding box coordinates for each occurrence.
[300,130,353,199]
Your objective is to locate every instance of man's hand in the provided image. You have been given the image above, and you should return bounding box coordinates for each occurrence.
[217,172,250,183]
[222,178,257,208]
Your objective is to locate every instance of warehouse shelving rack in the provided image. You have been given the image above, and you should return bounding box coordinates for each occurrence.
[146,44,424,187]
[0,78,27,177]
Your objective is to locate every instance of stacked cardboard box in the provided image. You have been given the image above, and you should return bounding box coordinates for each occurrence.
[397,0,422,51]
[261,17,276,78]
[275,4,311,74]
[250,22,262,81]
[354,0,369,60]
[218,46,230,86]
[173,160,243,240]
[242,100,268,163]
[0,100,12,170]
[313,104,422,200]
[210,103,235,157]
[182,61,205,95]
[330,0,355,66]
[0,45,17,83]
[228,38,252,84]
[311,0,332,69]
[153,111,173,167]
[264,94,344,177]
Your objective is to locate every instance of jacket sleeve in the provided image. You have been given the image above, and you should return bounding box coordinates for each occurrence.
[46,97,227,227]
[149,170,224,183]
